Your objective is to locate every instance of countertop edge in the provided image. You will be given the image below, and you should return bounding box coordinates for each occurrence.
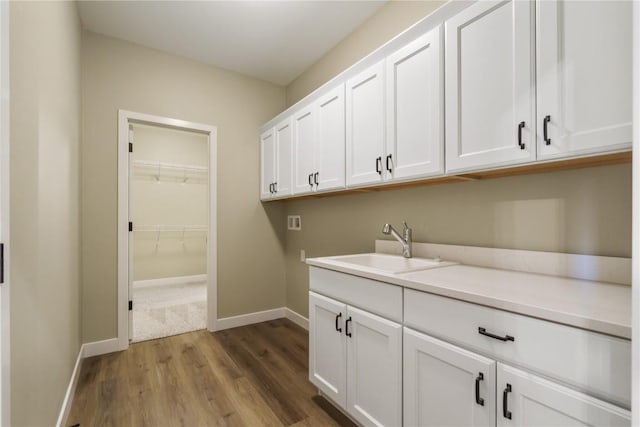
[306,258,631,340]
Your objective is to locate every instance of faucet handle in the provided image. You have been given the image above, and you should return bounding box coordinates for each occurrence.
[403,221,410,231]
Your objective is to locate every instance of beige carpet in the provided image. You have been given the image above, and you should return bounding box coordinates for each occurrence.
[132,280,207,343]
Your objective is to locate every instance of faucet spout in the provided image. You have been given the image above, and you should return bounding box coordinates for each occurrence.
[382,222,412,258]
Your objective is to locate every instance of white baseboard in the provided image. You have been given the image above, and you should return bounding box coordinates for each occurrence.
[214,307,309,331]
[134,274,207,289]
[285,308,309,330]
[56,343,85,427]
[215,307,286,331]
[84,338,120,358]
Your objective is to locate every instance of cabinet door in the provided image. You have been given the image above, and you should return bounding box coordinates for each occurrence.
[274,117,292,198]
[497,363,630,427]
[316,84,346,192]
[536,0,632,160]
[308,292,347,408]
[445,0,535,173]
[293,105,316,195]
[386,27,443,182]
[346,61,385,187]
[346,305,401,427]
[259,127,275,200]
[404,328,496,427]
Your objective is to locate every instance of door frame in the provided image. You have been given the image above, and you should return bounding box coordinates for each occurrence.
[632,1,640,424]
[0,0,9,424]
[117,110,218,350]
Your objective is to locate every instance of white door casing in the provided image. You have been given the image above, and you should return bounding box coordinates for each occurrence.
[117,110,218,350]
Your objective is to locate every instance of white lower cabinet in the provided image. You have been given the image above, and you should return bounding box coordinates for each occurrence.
[497,363,630,426]
[404,327,496,427]
[309,291,402,427]
[403,327,630,427]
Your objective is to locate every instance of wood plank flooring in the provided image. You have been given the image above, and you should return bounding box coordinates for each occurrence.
[67,319,355,427]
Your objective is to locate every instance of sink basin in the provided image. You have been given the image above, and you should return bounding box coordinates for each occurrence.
[326,253,455,274]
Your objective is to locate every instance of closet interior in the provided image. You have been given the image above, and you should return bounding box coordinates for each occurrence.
[130,123,209,342]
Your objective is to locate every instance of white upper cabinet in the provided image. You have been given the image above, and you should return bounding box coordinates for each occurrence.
[445,0,535,173]
[260,120,292,200]
[536,0,632,159]
[386,26,443,182]
[346,60,385,187]
[293,105,316,195]
[293,84,346,195]
[274,117,292,198]
[315,85,346,191]
[259,127,276,200]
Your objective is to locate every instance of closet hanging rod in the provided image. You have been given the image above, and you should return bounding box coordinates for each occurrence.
[132,160,208,173]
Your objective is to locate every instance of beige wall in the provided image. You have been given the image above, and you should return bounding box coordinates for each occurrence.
[286,0,445,106]
[285,165,633,317]
[10,1,82,425]
[81,31,287,342]
[282,1,633,318]
[132,123,208,281]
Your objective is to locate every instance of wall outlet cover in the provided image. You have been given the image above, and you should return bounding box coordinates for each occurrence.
[288,215,301,230]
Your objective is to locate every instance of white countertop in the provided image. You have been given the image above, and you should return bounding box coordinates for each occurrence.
[306,256,631,339]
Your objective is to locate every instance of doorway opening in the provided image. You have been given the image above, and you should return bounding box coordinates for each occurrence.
[118,111,217,349]
[130,123,209,342]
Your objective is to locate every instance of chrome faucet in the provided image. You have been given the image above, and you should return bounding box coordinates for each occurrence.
[382,221,412,258]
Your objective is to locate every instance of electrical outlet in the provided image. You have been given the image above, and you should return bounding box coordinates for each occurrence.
[288,215,301,230]
[300,249,306,262]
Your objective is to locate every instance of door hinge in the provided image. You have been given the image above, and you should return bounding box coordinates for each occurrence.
[129,300,133,311]
[0,243,4,284]
[129,221,133,232]
[129,142,133,153]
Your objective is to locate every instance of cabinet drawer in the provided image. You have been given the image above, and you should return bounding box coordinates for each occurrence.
[309,267,402,323]
[404,289,630,408]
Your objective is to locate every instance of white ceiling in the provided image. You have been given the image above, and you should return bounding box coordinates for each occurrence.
[77,1,387,86]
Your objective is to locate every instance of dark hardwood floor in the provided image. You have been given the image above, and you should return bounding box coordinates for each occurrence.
[67,319,355,427]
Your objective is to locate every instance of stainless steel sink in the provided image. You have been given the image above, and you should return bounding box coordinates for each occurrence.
[325,253,456,274]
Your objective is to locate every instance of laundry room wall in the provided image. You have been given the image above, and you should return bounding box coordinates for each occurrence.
[81,31,287,343]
